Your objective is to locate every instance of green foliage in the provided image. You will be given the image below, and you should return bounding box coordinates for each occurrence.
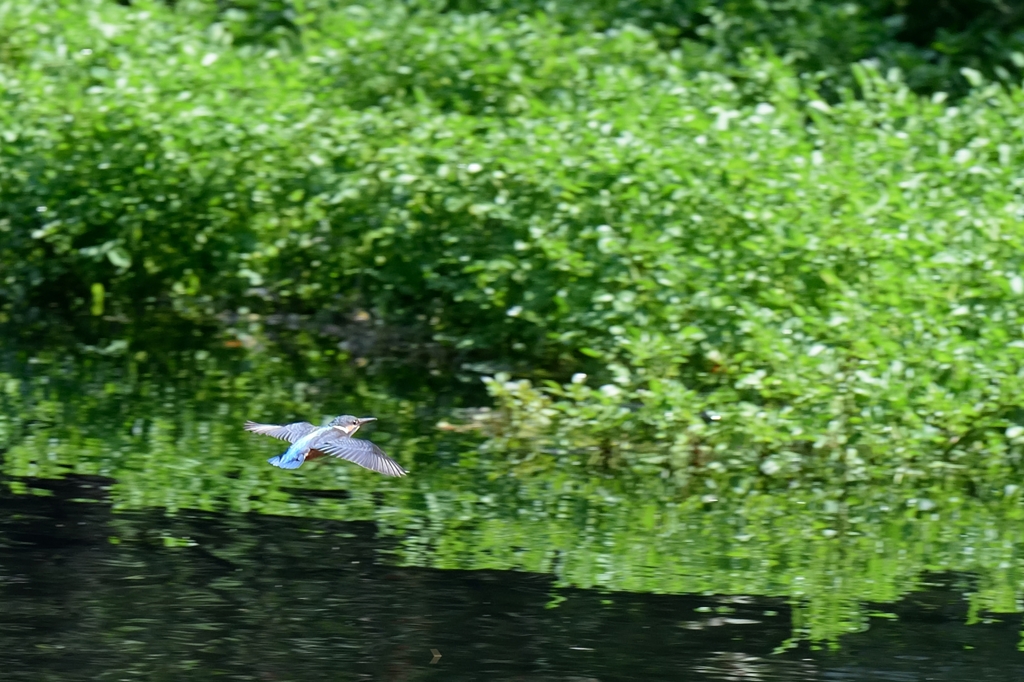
[2,0,1024,482]
[172,0,1024,94]
[4,0,1024,654]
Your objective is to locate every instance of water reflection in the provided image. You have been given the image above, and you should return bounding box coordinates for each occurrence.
[3,476,1024,681]
[2,322,1024,670]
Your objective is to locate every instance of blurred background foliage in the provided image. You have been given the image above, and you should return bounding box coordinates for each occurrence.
[163,0,1024,95]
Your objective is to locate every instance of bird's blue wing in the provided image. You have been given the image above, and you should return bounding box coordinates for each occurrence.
[244,421,318,443]
[314,435,407,477]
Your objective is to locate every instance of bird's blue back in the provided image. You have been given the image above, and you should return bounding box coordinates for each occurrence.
[268,428,324,470]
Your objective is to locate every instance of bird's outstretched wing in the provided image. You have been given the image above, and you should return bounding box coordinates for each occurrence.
[244,421,318,443]
[313,435,407,477]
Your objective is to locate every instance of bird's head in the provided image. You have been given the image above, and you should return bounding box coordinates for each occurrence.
[329,414,376,435]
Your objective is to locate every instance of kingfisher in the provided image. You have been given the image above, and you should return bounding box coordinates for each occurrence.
[244,415,407,476]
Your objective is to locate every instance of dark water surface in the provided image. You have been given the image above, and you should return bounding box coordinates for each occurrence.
[3,322,1024,679]
[4,475,1024,682]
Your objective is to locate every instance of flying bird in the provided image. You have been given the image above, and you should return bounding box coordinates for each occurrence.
[244,415,406,476]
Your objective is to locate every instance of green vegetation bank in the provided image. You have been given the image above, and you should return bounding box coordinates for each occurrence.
[2,0,1024,487]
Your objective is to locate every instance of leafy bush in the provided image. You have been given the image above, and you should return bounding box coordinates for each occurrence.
[2,0,1024,483]
[179,0,1024,95]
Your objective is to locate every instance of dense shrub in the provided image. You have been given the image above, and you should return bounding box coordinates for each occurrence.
[2,0,1024,481]
[186,0,1024,95]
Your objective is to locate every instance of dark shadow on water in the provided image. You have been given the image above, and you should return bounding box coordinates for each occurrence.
[2,474,1023,682]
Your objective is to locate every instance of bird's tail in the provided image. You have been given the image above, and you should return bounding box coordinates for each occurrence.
[268,451,304,469]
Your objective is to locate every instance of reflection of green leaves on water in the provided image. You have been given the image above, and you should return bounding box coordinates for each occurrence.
[3,336,1024,647]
